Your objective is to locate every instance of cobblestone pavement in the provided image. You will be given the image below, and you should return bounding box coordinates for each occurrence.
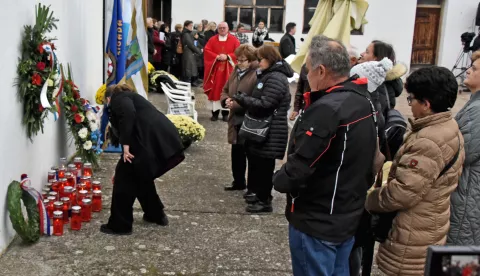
[0,84,471,276]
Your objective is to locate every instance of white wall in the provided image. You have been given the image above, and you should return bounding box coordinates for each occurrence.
[0,0,103,253]
[438,0,479,70]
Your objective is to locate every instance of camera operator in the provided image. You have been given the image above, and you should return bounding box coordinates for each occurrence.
[471,31,480,52]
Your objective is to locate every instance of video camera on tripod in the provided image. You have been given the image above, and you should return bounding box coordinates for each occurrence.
[461,32,476,52]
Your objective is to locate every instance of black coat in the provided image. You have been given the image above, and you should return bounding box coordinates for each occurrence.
[273,77,377,243]
[161,32,174,66]
[109,92,185,181]
[279,33,296,59]
[147,28,155,63]
[182,29,202,79]
[234,61,293,160]
[293,64,310,112]
[204,30,216,44]
[384,78,403,109]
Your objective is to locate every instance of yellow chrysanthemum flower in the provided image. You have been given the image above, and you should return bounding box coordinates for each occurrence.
[95,84,107,105]
[148,62,155,74]
[166,114,206,143]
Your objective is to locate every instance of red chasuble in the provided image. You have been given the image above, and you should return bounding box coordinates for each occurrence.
[203,34,240,101]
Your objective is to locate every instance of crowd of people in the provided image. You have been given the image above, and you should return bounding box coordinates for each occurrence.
[105,18,480,276]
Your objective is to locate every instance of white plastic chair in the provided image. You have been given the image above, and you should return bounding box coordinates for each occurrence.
[173,80,192,93]
[161,83,198,121]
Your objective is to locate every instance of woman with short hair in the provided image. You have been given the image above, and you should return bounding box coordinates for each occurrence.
[220,44,259,192]
[366,66,465,275]
[233,45,292,213]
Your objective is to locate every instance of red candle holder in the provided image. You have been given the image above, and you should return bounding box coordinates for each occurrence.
[53,201,63,213]
[47,196,56,219]
[47,170,56,182]
[51,166,59,180]
[41,191,48,199]
[83,163,92,177]
[81,176,92,191]
[92,181,101,191]
[59,157,67,169]
[70,188,77,206]
[71,206,82,231]
[74,157,83,170]
[77,190,88,203]
[66,173,75,187]
[58,168,66,179]
[50,179,59,193]
[49,191,58,201]
[53,211,64,236]
[42,187,51,195]
[80,199,92,222]
[92,190,102,212]
[63,186,73,201]
[61,197,70,224]
[58,178,67,196]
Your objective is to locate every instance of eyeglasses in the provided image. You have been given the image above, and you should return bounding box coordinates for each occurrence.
[407,95,413,105]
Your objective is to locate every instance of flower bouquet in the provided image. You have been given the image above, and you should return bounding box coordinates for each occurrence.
[16,4,61,140]
[62,64,102,167]
[166,115,205,149]
[95,84,106,105]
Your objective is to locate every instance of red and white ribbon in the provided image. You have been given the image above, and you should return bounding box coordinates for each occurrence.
[20,178,51,236]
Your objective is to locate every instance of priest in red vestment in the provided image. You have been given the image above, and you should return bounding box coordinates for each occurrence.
[204,22,240,121]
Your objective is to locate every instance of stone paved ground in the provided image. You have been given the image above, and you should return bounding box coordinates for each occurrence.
[0,84,471,276]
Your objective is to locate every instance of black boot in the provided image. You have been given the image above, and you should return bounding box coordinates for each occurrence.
[246,200,273,213]
[100,224,132,236]
[211,110,220,121]
[244,193,259,204]
[143,210,169,226]
[243,190,255,199]
[224,181,246,191]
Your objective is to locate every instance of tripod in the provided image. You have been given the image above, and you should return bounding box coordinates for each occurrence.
[452,48,472,92]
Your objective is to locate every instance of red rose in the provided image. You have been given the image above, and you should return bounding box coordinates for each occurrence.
[36,62,46,71]
[80,98,86,105]
[71,105,78,112]
[38,43,44,54]
[32,73,42,86]
[38,104,44,112]
[74,114,83,124]
[73,90,80,99]
[51,43,56,50]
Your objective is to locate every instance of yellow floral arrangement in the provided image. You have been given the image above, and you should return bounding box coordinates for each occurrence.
[166,114,205,148]
[95,84,106,104]
[148,62,155,74]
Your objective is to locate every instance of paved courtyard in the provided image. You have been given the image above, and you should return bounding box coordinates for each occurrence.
[0,83,471,276]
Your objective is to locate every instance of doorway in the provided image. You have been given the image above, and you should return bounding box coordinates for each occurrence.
[411,0,442,65]
[148,0,172,27]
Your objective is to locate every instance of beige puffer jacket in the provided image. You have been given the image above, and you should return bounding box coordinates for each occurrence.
[366,112,465,275]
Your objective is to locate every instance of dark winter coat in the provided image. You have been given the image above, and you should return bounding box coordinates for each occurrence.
[204,30,216,44]
[161,32,174,66]
[220,61,260,144]
[182,29,202,79]
[448,91,480,245]
[273,77,377,243]
[234,61,293,160]
[385,63,408,108]
[147,28,155,63]
[195,32,205,68]
[109,91,185,182]
[279,33,296,59]
[293,64,310,112]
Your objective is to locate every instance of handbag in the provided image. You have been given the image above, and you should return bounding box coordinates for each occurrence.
[371,135,461,243]
[238,111,275,143]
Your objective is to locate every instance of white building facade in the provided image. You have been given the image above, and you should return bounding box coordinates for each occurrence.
[171,0,480,72]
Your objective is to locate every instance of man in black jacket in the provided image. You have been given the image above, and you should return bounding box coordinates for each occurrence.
[279,22,296,59]
[273,35,377,276]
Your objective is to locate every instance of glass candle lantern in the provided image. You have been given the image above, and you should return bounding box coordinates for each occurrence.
[61,197,70,223]
[42,187,51,195]
[54,201,63,213]
[41,191,48,199]
[58,178,67,196]
[43,199,50,209]
[51,166,59,180]
[83,163,92,177]
[47,170,56,182]
[92,190,102,212]
[77,190,88,203]
[70,206,82,231]
[49,191,58,201]
[92,181,101,191]
[59,157,67,169]
[74,157,83,170]
[50,179,59,193]
[58,168,66,179]
[80,199,92,222]
[63,186,73,202]
[70,188,77,206]
[53,211,64,236]
[81,176,92,191]
[66,173,75,187]
[47,196,56,218]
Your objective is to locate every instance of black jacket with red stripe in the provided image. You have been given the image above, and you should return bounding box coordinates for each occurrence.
[273,77,377,243]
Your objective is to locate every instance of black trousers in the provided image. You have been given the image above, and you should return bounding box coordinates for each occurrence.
[231,143,247,187]
[107,158,165,232]
[246,150,275,202]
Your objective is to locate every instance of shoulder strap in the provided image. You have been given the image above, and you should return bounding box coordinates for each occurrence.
[438,135,461,178]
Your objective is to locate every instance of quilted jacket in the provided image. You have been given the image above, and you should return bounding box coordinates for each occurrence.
[448,92,480,245]
[366,111,465,275]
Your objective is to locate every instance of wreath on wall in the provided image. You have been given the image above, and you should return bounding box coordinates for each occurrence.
[62,65,103,168]
[16,4,62,140]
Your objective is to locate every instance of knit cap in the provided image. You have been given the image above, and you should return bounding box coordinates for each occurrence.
[350,58,393,92]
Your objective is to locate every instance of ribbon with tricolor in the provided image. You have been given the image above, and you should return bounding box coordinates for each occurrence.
[19,176,52,236]
[39,43,63,121]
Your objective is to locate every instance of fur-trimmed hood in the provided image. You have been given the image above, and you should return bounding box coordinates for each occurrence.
[386,63,408,81]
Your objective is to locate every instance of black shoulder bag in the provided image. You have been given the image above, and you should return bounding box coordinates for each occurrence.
[372,136,461,243]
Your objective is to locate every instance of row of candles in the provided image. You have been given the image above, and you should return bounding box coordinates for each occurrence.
[43,157,103,236]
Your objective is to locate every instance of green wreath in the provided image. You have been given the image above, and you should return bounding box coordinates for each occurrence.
[7,181,40,243]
